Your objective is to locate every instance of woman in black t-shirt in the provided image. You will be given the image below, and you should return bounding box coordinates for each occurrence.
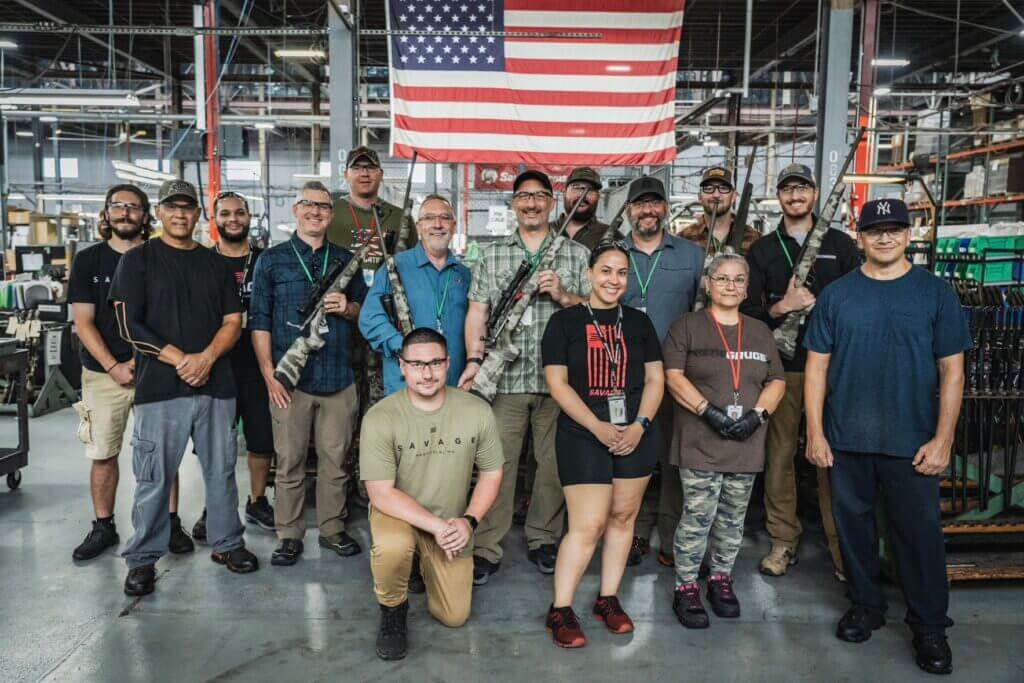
[541,242,664,648]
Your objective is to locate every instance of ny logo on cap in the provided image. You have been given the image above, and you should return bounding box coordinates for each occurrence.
[876,201,891,215]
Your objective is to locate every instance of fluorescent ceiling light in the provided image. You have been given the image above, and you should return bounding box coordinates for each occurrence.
[873,86,892,96]
[15,131,32,138]
[0,41,17,49]
[39,115,58,122]
[115,170,162,187]
[872,57,909,67]
[112,160,175,182]
[274,48,326,59]
[0,88,141,107]
[843,172,908,185]
[294,173,330,180]
[703,139,720,147]
[253,122,276,130]
[38,193,107,202]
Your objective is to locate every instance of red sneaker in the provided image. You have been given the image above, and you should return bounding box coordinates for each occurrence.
[593,595,635,634]
[546,605,587,648]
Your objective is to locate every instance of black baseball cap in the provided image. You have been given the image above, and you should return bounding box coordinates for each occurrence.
[566,167,601,189]
[776,163,816,189]
[627,176,667,203]
[700,166,734,189]
[858,198,911,231]
[346,145,381,169]
[513,170,553,193]
[158,179,199,204]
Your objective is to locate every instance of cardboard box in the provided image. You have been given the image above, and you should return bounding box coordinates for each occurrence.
[29,214,58,245]
[6,207,30,226]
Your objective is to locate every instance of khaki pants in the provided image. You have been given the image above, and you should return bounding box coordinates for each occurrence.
[270,384,358,539]
[635,398,679,553]
[473,393,562,563]
[74,368,134,461]
[370,508,473,627]
[763,371,843,570]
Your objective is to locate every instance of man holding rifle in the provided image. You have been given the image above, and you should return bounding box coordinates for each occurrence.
[681,166,761,254]
[250,181,368,567]
[458,170,591,583]
[740,163,860,579]
[359,194,471,396]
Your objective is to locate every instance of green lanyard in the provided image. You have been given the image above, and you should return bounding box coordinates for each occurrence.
[776,230,795,269]
[629,249,664,302]
[519,234,551,274]
[290,239,329,284]
[433,267,455,331]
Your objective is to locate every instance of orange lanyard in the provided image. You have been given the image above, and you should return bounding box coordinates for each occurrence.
[709,310,743,402]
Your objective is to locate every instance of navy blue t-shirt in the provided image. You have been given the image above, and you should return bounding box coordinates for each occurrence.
[803,266,972,458]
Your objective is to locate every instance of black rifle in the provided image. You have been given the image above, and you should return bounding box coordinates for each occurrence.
[296,258,346,323]
[726,145,758,254]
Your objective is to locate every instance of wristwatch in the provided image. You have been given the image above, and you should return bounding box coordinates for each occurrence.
[756,408,770,424]
[635,416,652,432]
[466,357,484,366]
[462,514,479,531]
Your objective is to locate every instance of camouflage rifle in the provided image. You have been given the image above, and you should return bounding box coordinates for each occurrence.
[691,203,719,312]
[601,200,629,243]
[726,145,758,254]
[274,154,419,391]
[371,153,418,336]
[471,193,588,403]
[773,127,866,359]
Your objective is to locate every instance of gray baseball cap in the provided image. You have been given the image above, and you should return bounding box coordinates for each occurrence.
[158,179,199,204]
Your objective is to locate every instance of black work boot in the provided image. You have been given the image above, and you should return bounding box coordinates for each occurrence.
[73,519,119,561]
[913,632,953,675]
[706,574,740,618]
[168,513,195,554]
[376,601,409,661]
[191,509,208,544]
[408,555,426,595]
[673,582,709,629]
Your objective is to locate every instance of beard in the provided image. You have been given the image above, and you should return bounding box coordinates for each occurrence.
[631,215,663,237]
[110,221,143,241]
[566,200,596,223]
[219,224,250,244]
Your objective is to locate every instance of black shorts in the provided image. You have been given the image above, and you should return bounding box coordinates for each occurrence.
[235,378,274,455]
[555,422,660,486]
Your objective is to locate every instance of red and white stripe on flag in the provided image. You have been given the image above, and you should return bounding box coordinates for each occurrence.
[387,0,684,166]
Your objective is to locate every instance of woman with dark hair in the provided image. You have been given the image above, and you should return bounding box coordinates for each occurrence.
[541,242,665,648]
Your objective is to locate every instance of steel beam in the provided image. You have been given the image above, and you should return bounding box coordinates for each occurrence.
[218,0,318,84]
[813,1,855,207]
[328,4,356,190]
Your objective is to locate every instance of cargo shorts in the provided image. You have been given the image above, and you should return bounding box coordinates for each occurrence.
[74,367,134,461]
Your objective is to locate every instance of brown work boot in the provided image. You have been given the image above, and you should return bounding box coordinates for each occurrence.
[759,544,798,577]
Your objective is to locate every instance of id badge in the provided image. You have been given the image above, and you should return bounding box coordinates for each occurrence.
[362,268,375,287]
[608,394,628,425]
[240,311,248,329]
[520,305,533,327]
[317,318,330,336]
[727,404,743,420]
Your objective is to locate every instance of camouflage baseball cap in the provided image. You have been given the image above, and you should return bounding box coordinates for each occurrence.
[346,145,381,169]
[776,163,816,188]
[158,179,199,204]
[566,167,601,189]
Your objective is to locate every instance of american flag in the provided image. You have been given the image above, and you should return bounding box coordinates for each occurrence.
[387,0,684,166]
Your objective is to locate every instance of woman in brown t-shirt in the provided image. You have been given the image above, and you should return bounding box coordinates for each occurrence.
[662,253,786,629]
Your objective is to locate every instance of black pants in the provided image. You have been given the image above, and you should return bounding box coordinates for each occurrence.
[829,450,951,634]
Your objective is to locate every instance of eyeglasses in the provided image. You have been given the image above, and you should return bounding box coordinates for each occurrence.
[708,275,748,287]
[778,183,814,195]
[566,183,598,195]
[349,163,380,173]
[700,184,733,195]
[512,191,553,203]
[630,198,664,209]
[418,213,455,224]
[861,227,908,240]
[400,357,448,371]
[295,199,333,211]
[108,201,144,213]
[160,201,198,213]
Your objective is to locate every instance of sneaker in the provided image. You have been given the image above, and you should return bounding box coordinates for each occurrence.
[913,632,953,675]
[271,539,304,566]
[626,536,649,567]
[546,605,586,648]
[408,555,426,595]
[836,605,886,643]
[673,583,709,629]
[168,514,195,554]
[473,556,499,586]
[706,574,740,618]
[759,544,798,577]
[245,496,276,532]
[318,531,362,557]
[211,546,260,574]
[527,544,558,574]
[593,595,634,634]
[191,509,207,544]
[73,519,119,561]
[376,601,409,661]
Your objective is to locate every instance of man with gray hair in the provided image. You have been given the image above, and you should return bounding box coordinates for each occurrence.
[359,193,472,396]
[250,180,369,566]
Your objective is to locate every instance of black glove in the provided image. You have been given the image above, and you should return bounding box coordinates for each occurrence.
[724,410,763,442]
[701,404,735,438]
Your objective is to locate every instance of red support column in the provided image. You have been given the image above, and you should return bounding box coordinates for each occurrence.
[851,0,880,222]
[204,0,221,242]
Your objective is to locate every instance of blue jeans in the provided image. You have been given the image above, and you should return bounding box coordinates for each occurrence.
[123,395,244,568]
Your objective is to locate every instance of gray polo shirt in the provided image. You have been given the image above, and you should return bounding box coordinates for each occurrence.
[622,230,704,342]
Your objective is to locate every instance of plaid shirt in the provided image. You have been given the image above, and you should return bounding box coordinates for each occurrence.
[249,234,368,395]
[469,230,591,394]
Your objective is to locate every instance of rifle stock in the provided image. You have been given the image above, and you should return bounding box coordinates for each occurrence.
[726,145,758,254]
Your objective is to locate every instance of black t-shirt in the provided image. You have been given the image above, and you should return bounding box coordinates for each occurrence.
[108,239,243,405]
[542,303,662,433]
[66,241,135,372]
[217,246,261,382]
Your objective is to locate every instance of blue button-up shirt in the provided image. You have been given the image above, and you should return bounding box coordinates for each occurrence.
[358,243,471,395]
[249,234,368,395]
[622,230,704,342]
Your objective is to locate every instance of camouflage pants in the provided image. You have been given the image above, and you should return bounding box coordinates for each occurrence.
[674,468,756,586]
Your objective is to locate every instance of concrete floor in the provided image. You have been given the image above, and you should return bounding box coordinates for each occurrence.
[0,409,1022,683]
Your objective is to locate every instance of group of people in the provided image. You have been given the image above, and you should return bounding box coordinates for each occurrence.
[67,146,969,676]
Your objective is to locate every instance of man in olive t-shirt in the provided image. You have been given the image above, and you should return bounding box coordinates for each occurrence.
[360,328,503,661]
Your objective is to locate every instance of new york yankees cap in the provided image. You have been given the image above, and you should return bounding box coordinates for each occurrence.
[858,198,911,231]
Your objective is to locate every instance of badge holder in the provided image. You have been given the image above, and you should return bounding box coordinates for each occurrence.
[609,393,628,425]
[726,392,743,420]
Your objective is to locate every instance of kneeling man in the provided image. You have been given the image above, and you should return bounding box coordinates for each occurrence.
[360,328,503,660]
